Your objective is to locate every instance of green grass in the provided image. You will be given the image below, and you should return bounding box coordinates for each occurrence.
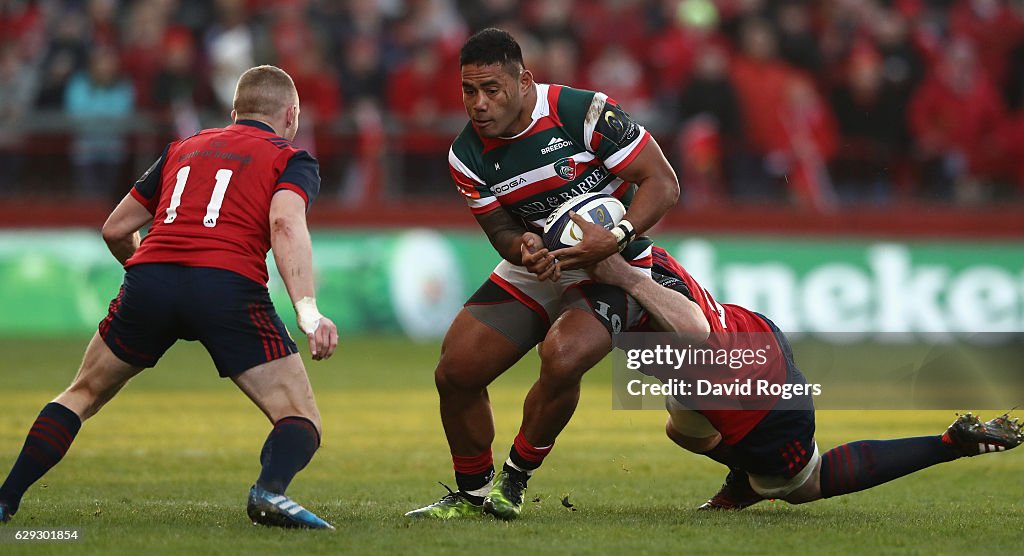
[1,337,1021,555]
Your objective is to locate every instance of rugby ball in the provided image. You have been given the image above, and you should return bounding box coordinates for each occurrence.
[542,192,626,250]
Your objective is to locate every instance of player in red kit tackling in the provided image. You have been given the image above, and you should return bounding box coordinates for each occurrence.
[0,66,339,529]
[576,214,1022,511]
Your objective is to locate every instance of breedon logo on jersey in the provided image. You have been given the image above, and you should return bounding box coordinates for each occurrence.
[554,157,577,181]
[541,136,573,155]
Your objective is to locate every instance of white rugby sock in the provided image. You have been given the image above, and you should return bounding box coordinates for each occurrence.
[505,458,535,476]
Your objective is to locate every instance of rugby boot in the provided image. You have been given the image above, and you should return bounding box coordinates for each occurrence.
[483,466,529,521]
[247,484,334,530]
[942,412,1024,457]
[404,483,484,519]
[0,501,11,524]
[698,468,764,510]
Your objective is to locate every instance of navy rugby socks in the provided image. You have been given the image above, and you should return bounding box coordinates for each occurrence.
[819,436,959,498]
[701,442,736,467]
[0,403,82,515]
[256,416,320,495]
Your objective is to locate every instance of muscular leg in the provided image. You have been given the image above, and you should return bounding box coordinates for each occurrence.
[436,310,532,482]
[232,354,321,431]
[232,354,322,495]
[1,333,143,516]
[520,309,612,450]
[56,333,146,420]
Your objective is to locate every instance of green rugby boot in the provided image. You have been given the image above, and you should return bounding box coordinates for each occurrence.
[404,483,484,519]
[482,466,529,521]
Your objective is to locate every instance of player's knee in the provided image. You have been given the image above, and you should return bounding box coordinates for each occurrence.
[296,414,322,437]
[781,471,822,505]
[434,356,488,394]
[538,337,591,388]
[665,419,720,453]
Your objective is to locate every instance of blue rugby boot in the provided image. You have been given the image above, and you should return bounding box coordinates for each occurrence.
[0,501,11,524]
[247,485,334,530]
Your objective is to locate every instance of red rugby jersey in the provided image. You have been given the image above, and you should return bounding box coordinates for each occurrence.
[647,246,787,445]
[126,120,319,285]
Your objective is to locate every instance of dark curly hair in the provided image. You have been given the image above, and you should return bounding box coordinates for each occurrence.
[459,28,525,74]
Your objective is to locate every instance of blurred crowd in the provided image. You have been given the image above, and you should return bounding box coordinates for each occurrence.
[2,0,1024,207]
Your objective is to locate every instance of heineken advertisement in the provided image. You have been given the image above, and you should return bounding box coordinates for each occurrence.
[0,230,1020,338]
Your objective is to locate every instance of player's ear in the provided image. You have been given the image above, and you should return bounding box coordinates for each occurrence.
[230,109,237,122]
[285,104,298,128]
[520,68,533,92]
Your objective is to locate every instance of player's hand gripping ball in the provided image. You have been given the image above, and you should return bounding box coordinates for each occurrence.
[542,192,626,250]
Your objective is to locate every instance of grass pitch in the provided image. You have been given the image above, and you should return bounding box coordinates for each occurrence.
[1,337,1021,555]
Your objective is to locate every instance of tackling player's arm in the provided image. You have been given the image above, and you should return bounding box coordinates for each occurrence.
[577,216,708,342]
[101,194,152,265]
[475,208,560,282]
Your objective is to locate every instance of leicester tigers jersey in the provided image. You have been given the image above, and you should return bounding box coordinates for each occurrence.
[448,83,652,256]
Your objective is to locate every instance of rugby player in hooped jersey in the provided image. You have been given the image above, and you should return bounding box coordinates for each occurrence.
[0,66,338,529]
[406,28,680,520]
[578,215,1022,510]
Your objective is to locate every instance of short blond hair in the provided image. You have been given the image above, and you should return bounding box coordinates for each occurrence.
[232,65,297,118]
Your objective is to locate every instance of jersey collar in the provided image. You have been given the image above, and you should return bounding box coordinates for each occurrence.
[235,119,277,134]
[498,83,550,140]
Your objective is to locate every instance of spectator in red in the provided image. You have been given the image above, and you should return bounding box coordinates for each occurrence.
[949,0,1024,87]
[290,44,343,156]
[120,0,189,110]
[387,41,463,195]
[778,76,839,209]
[0,0,45,60]
[908,37,1006,200]
[728,17,808,200]
[647,0,716,102]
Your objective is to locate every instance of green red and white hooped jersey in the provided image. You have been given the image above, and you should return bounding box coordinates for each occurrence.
[448,83,652,231]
